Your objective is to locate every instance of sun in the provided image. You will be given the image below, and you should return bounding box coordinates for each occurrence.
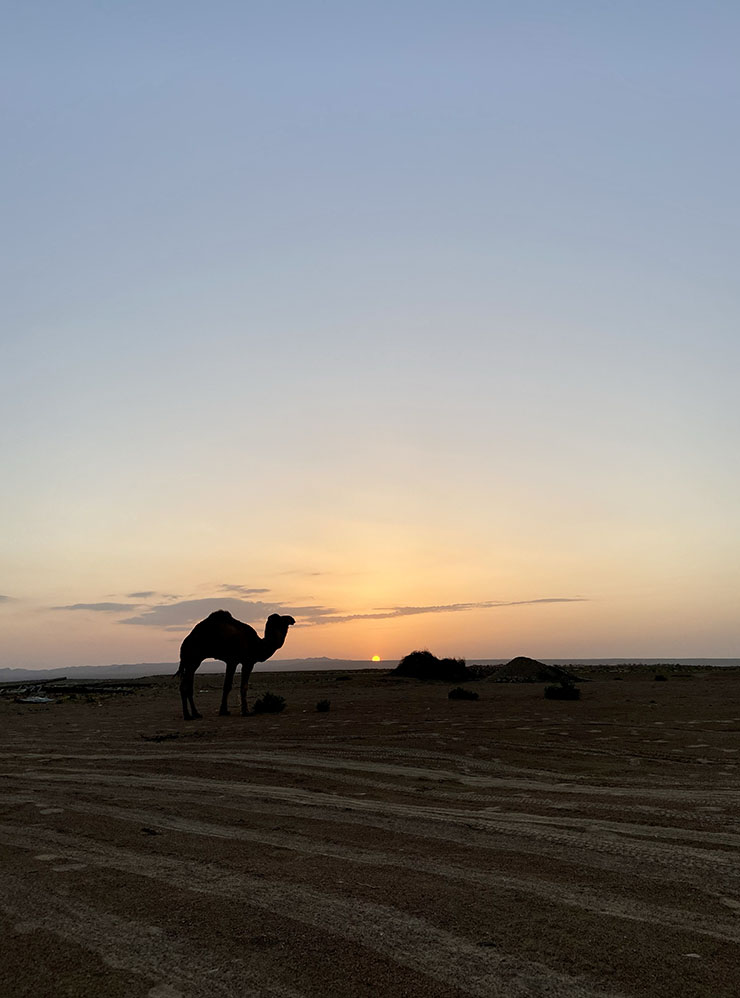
[371,655,381,662]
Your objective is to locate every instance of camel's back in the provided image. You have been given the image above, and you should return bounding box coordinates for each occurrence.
[180,610,257,663]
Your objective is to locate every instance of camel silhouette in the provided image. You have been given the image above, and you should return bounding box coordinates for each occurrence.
[176,610,295,720]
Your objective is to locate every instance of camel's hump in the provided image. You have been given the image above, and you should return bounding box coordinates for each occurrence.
[205,610,235,623]
[183,610,237,637]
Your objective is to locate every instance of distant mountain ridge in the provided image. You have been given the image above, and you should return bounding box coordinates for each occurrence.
[2,656,737,685]
[0,658,390,683]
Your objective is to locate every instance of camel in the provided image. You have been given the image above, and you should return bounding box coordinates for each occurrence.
[176,610,295,720]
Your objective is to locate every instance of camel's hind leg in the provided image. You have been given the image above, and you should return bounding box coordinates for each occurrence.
[219,661,238,716]
[240,662,256,716]
[179,662,202,721]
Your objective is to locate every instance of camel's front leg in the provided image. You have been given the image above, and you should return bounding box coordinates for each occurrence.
[180,673,198,720]
[179,661,202,721]
[240,662,255,716]
[219,661,238,716]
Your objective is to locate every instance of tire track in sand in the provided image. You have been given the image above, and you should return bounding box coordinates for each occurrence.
[15,779,736,902]
[0,822,621,998]
[12,768,740,886]
[0,871,305,998]
[7,747,739,807]
[17,794,739,946]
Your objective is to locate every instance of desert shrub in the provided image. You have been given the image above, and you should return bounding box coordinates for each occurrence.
[448,687,479,701]
[316,699,331,712]
[393,649,469,682]
[253,692,286,714]
[544,681,581,700]
[654,674,668,681]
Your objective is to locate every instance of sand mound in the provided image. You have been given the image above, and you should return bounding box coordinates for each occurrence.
[489,656,579,683]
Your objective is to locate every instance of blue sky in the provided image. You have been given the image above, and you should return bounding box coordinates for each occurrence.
[2,2,738,666]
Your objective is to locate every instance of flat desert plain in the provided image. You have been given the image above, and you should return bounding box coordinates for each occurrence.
[1,668,739,998]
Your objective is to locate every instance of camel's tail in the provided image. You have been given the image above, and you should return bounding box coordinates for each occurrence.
[174,663,183,679]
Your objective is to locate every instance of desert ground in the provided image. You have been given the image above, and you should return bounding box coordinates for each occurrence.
[1,667,739,998]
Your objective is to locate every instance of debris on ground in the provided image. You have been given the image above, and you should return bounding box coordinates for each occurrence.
[1,678,156,705]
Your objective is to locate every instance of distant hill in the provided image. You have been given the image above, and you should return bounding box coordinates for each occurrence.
[0,658,391,684]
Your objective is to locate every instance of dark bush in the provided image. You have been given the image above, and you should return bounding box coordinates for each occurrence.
[654,674,668,681]
[448,687,479,700]
[316,699,331,712]
[392,649,469,682]
[253,692,286,714]
[544,681,581,700]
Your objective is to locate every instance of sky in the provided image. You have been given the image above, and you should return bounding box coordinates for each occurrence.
[2,1,738,669]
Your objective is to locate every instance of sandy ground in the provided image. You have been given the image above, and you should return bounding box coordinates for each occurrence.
[1,667,739,998]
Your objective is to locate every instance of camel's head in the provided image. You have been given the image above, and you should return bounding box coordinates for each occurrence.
[265,613,296,647]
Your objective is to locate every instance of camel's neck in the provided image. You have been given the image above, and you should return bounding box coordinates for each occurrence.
[257,627,286,662]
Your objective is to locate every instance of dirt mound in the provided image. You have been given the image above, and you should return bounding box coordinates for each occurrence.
[392,649,469,682]
[489,656,579,683]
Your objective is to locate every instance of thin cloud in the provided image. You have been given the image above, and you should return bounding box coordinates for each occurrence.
[49,591,586,630]
[53,602,141,613]
[0,595,13,604]
[127,591,156,599]
[278,570,364,579]
[218,584,271,595]
[307,597,588,625]
[121,597,331,628]
[278,570,326,577]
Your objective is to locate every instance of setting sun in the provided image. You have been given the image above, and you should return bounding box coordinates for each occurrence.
[371,655,381,662]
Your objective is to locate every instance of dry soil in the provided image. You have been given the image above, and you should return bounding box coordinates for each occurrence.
[1,668,739,997]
